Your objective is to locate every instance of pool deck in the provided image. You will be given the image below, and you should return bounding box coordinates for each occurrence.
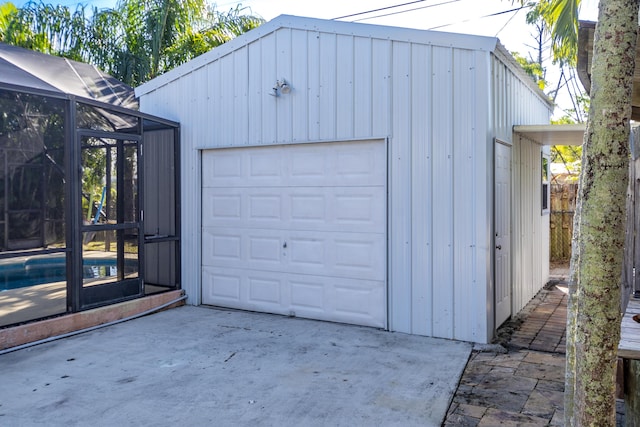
[0,281,66,327]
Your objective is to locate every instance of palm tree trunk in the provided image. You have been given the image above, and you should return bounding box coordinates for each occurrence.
[566,0,639,424]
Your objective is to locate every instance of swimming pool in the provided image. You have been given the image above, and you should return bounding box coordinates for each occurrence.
[0,256,136,291]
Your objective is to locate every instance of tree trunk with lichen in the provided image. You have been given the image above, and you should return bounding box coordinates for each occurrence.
[564,0,639,425]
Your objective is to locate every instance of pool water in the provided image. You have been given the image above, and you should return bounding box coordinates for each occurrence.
[0,256,130,291]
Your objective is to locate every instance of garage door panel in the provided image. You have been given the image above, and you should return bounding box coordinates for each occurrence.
[335,279,385,315]
[248,150,284,179]
[203,186,385,233]
[248,232,283,266]
[290,274,385,328]
[201,140,387,328]
[249,194,283,222]
[333,237,385,274]
[201,228,243,266]
[334,142,386,183]
[203,227,384,280]
[203,140,386,188]
[201,189,242,226]
[203,267,286,311]
[202,267,242,304]
[289,278,326,312]
[248,276,283,306]
[201,151,243,187]
[331,188,385,230]
[289,230,385,280]
[203,266,385,328]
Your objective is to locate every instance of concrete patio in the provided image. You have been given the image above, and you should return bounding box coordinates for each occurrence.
[0,305,472,426]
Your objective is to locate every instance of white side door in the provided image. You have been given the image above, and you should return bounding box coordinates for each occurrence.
[495,141,512,327]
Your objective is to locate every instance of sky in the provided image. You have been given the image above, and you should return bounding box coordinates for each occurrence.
[10,0,602,116]
[10,0,601,53]
[9,0,601,57]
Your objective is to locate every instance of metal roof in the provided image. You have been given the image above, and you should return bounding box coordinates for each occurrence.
[0,42,138,110]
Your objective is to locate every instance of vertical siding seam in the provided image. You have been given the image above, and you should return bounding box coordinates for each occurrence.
[408,42,414,333]
[449,46,455,339]
[288,28,294,142]
[244,47,250,145]
[257,39,263,144]
[305,31,310,141]
[451,47,456,339]
[351,35,356,138]
[388,40,393,138]
[429,45,434,335]
[273,34,278,144]
[369,39,374,136]
[334,33,339,139]
[471,50,478,340]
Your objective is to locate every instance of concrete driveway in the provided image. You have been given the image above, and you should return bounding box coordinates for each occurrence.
[0,306,472,426]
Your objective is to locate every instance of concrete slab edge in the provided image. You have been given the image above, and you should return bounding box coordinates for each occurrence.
[0,290,185,351]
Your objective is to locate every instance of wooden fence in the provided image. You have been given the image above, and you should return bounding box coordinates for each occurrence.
[547,130,640,308]
[550,183,578,262]
[623,152,640,308]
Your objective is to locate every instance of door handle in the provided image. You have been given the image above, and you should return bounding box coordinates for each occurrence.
[496,245,502,250]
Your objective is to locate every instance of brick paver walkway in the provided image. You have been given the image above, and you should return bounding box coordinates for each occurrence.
[443,268,625,427]
[510,286,567,354]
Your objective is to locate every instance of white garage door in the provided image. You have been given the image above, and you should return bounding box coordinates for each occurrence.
[201,140,387,328]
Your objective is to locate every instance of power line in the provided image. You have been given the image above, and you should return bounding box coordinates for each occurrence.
[494,5,522,37]
[427,6,527,30]
[333,0,431,20]
[349,0,462,22]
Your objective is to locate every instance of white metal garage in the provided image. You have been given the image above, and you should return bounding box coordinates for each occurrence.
[137,15,555,343]
[201,139,387,328]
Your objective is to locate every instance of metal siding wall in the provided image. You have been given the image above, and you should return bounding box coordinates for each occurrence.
[168,71,203,303]
[475,52,493,343]
[319,33,337,140]
[431,46,455,339]
[248,41,262,143]
[138,27,511,343]
[291,30,308,141]
[234,47,249,145]
[491,55,550,143]
[354,38,373,137]
[260,33,277,143]
[390,41,412,333]
[490,54,552,322]
[336,34,355,138]
[208,59,222,145]
[276,29,293,142]
[307,32,321,141]
[219,54,235,145]
[511,137,523,315]
[511,135,550,314]
[518,137,550,312]
[410,43,433,337]
[452,49,478,341]
[372,40,391,137]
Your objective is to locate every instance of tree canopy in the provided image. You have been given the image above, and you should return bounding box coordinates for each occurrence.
[0,0,264,86]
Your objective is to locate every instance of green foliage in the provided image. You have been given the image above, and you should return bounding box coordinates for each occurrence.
[512,51,547,90]
[516,0,580,65]
[0,0,264,86]
[549,115,583,181]
[0,2,18,40]
[551,144,582,180]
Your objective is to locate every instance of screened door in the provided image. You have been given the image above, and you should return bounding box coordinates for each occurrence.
[79,133,142,308]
